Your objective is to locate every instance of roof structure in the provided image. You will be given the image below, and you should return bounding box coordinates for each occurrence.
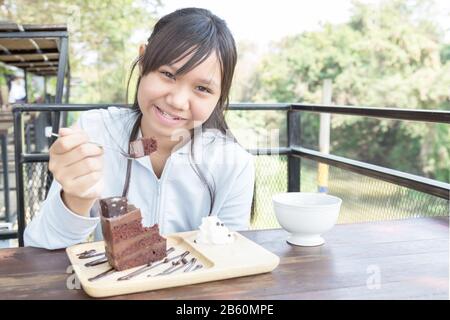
[0,23,68,77]
[0,22,70,106]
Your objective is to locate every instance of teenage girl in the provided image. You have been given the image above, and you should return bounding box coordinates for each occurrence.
[24,8,255,249]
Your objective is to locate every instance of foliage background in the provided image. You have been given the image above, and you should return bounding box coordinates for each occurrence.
[232,0,450,182]
[1,0,448,184]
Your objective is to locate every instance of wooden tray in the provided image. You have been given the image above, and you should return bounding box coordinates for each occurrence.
[66,230,280,298]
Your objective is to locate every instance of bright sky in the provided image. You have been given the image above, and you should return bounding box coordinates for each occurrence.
[156,0,450,46]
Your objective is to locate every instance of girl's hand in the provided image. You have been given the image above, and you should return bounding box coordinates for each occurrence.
[49,127,104,215]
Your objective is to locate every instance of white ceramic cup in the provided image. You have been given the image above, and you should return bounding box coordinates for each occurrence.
[272,192,342,246]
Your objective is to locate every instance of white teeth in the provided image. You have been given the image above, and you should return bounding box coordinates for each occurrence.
[157,106,182,120]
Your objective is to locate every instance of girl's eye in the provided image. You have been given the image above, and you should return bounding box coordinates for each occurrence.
[197,86,212,94]
[160,71,175,79]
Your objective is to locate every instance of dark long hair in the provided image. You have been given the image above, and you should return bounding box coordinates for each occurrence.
[126,7,256,223]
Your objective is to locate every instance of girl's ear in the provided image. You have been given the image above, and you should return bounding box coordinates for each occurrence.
[138,44,146,74]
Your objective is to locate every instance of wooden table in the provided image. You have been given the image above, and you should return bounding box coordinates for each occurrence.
[0,217,448,300]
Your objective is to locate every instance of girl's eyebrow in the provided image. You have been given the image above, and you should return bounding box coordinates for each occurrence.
[196,78,219,89]
[164,64,219,89]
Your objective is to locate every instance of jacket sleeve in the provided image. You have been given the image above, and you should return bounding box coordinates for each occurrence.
[23,180,100,249]
[23,112,102,249]
[216,153,256,231]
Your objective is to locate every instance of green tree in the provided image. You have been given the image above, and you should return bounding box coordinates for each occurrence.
[242,0,449,181]
[0,0,161,103]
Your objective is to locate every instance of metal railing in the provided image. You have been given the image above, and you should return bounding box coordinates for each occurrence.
[4,103,450,246]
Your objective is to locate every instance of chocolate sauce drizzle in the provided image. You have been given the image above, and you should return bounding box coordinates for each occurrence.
[192,265,203,272]
[77,249,105,259]
[183,258,198,273]
[152,251,190,277]
[162,257,199,275]
[84,256,108,267]
[116,247,175,281]
[88,267,115,282]
[87,248,204,282]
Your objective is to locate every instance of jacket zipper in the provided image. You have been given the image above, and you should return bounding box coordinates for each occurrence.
[154,156,173,230]
[155,181,161,225]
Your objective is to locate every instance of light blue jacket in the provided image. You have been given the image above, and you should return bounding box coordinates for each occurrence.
[24,107,255,249]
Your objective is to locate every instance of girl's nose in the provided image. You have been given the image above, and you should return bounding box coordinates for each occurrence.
[166,85,190,111]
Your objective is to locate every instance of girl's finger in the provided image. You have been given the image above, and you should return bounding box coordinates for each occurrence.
[51,131,89,154]
[70,171,104,195]
[57,143,104,168]
[65,156,103,180]
[58,127,80,137]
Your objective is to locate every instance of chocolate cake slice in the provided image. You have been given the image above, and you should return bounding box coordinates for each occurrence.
[100,197,166,271]
[129,137,157,158]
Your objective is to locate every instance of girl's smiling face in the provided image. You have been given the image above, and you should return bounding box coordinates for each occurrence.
[138,51,222,142]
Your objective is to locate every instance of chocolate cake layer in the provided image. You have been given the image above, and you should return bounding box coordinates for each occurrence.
[104,228,165,258]
[100,197,167,271]
[101,207,145,244]
[106,239,166,271]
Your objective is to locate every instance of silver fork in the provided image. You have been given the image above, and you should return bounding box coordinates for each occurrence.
[49,133,135,160]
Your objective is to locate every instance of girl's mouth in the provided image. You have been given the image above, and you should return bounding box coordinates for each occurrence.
[153,104,187,126]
